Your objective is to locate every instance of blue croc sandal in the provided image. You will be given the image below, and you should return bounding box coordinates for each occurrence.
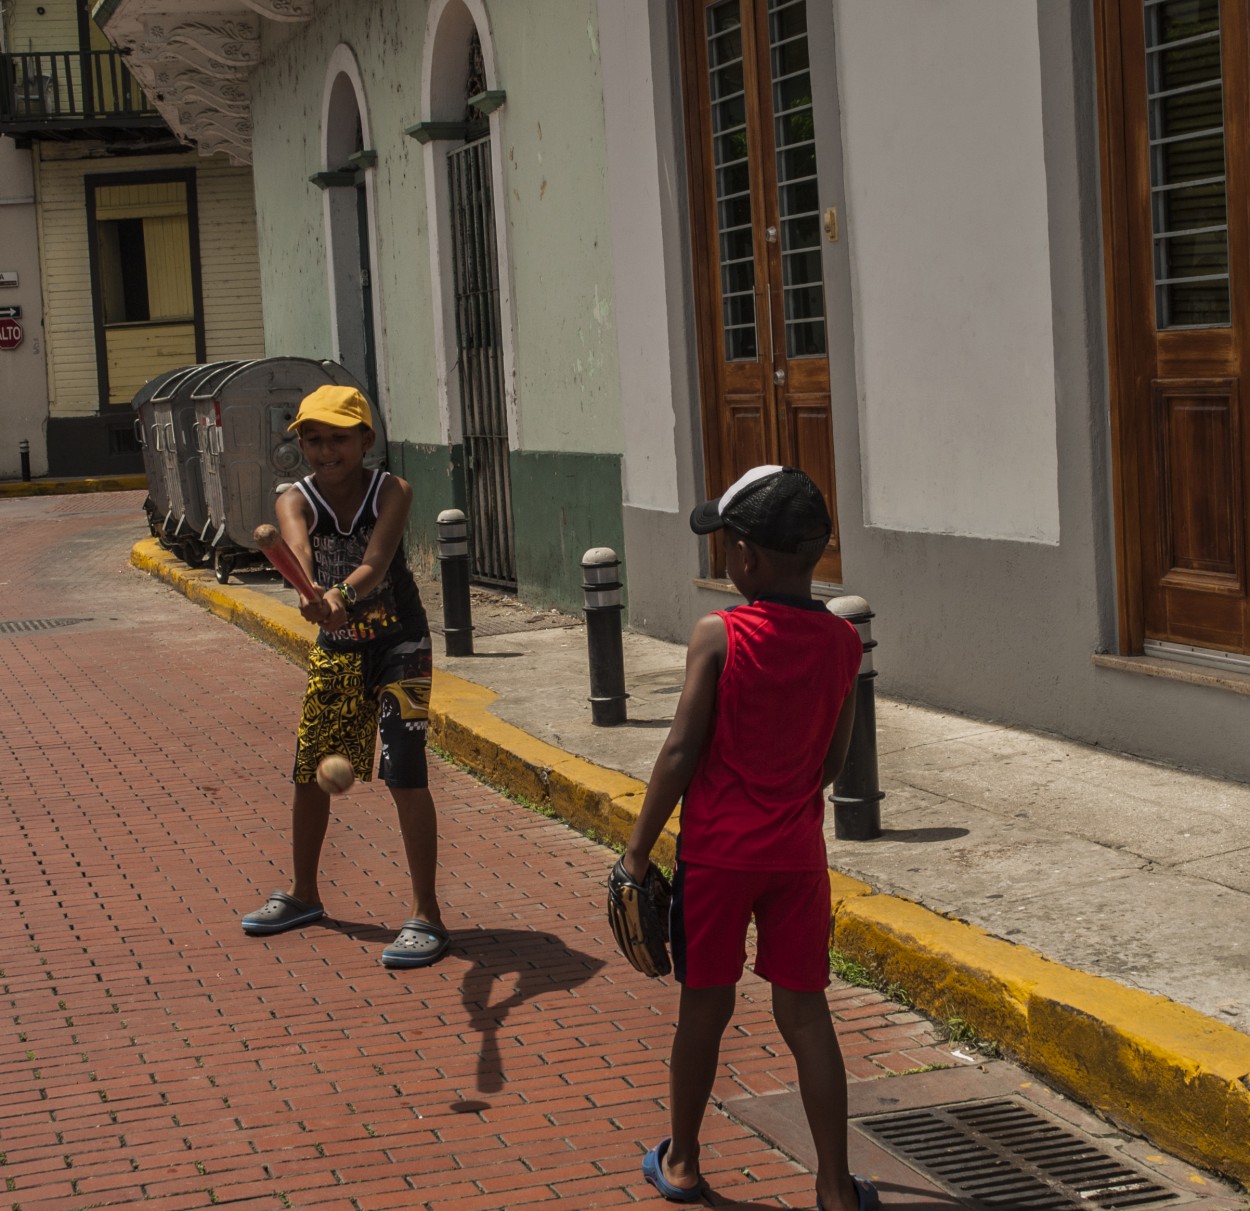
[381,919,450,968]
[242,891,324,935]
[817,1175,880,1211]
[642,1138,705,1203]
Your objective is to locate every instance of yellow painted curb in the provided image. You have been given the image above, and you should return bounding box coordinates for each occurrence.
[426,671,672,866]
[129,539,677,858]
[833,894,1250,1181]
[132,539,317,666]
[1,474,147,497]
[131,537,1250,1186]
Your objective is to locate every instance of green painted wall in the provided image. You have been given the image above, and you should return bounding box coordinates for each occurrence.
[391,441,622,616]
[249,1,440,448]
[511,449,624,614]
[247,2,626,616]
[249,0,620,457]
[486,2,622,456]
[389,439,464,574]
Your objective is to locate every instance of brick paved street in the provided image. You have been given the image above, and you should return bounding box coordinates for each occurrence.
[0,492,960,1210]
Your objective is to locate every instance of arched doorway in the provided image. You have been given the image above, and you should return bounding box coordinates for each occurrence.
[447,30,514,587]
[421,0,517,590]
[320,56,380,406]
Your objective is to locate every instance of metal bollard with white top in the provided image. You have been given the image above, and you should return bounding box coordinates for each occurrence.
[581,547,628,726]
[826,595,883,840]
[437,509,474,657]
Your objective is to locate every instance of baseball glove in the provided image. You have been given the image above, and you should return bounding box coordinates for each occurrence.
[607,857,673,978]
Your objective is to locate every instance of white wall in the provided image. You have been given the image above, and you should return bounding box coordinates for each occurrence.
[0,137,48,480]
[597,0,679,513]
[835,0,1060,543]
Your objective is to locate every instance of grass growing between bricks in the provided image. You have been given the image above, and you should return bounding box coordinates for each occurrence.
[830,947,1001,1060]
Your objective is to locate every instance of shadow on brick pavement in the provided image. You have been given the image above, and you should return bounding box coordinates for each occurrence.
[0,490,1243,1210]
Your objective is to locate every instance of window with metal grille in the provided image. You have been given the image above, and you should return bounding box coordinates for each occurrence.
[1145,0,1230,329]
[707,0,758,361]
[769,0,826,357]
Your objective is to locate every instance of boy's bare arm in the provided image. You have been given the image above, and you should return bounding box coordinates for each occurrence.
[623,613,726,882]
[275,488,325,623]
[821,689,858,789]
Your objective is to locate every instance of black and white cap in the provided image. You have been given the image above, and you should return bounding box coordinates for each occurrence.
[690,465,832,556]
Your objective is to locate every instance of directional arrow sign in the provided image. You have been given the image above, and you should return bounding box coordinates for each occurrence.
[0,306,20,319]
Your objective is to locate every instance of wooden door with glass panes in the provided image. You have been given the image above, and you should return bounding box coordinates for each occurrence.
[680,0,840,582]
[1101,0,1250,655]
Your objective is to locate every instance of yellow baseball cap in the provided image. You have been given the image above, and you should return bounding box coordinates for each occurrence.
[288,385,373,432]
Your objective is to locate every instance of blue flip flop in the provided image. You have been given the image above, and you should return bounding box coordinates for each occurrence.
[642,1138,705,1203]
[241,890,324,935]
[817,1175,880,1211]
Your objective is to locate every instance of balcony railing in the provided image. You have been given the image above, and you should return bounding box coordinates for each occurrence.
[0,49,163,135]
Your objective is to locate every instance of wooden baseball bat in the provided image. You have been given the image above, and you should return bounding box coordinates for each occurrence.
[253,524,321,603]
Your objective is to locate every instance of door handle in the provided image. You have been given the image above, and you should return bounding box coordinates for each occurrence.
[774,368,786,385]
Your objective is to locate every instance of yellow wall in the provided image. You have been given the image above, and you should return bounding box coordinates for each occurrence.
[105,323,197,403]
[36,146,266,416]
[94,181,186,220]
[6,0,79,54]
[143,215,194,319]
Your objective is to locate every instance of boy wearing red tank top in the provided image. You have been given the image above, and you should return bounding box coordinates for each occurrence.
[623,466,877,1211]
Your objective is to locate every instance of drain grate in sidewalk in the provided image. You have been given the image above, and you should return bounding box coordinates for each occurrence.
[859,1098,1180,1209]
[0,617,93,636]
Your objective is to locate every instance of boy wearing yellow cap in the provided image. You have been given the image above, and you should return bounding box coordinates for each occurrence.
[241,384,448,968]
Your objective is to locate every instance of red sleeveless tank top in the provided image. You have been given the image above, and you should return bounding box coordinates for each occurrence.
[677,597,862,871]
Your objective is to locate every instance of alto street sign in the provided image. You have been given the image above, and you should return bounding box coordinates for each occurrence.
[0,319,23,350]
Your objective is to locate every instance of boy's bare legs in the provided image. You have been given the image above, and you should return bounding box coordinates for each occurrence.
[773,986,859,1211]
[290,780,330,906]
[391,786,443,926]
[663,983,737,1189]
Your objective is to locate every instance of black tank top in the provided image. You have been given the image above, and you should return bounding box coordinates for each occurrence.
[294,468,427,651]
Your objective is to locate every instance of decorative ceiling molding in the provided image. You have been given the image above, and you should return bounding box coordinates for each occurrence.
[177,100,252,136]
[180,85,251,117]
[238,0,313,22]
[142,19,261,70]
[148,46,251,84]
[95,0,315,165]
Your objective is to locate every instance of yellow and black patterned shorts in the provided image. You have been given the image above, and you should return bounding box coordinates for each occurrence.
[293,638,431,789]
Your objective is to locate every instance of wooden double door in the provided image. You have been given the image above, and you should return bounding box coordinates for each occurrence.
[1101,0,1250,655]
[680,0,840,582]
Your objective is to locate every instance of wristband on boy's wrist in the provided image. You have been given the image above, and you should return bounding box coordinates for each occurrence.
[331,580,357,606]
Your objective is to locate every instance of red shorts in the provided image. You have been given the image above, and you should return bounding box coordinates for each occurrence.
[670,861,832,991]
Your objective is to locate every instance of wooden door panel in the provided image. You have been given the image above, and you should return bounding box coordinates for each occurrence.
[784,358,828,391]
[724,395,770,477]
[784,396,840,578]
[1101,0,1250,655]
[1162,590,1245,649]
[1153,379,1244,591]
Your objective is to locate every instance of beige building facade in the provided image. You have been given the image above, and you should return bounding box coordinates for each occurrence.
[0,0,265,477]
[95,0,1250,785]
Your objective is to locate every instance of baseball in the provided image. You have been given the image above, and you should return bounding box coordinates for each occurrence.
[316,753,355,795]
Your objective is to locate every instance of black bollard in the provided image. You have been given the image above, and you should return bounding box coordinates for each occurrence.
[437,508,474,657]
[827,595,884,840]
[19,439,30,482]
[581,547,628,726]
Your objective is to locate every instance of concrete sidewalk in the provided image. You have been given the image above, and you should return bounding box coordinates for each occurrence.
[130,528,1250,1188]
